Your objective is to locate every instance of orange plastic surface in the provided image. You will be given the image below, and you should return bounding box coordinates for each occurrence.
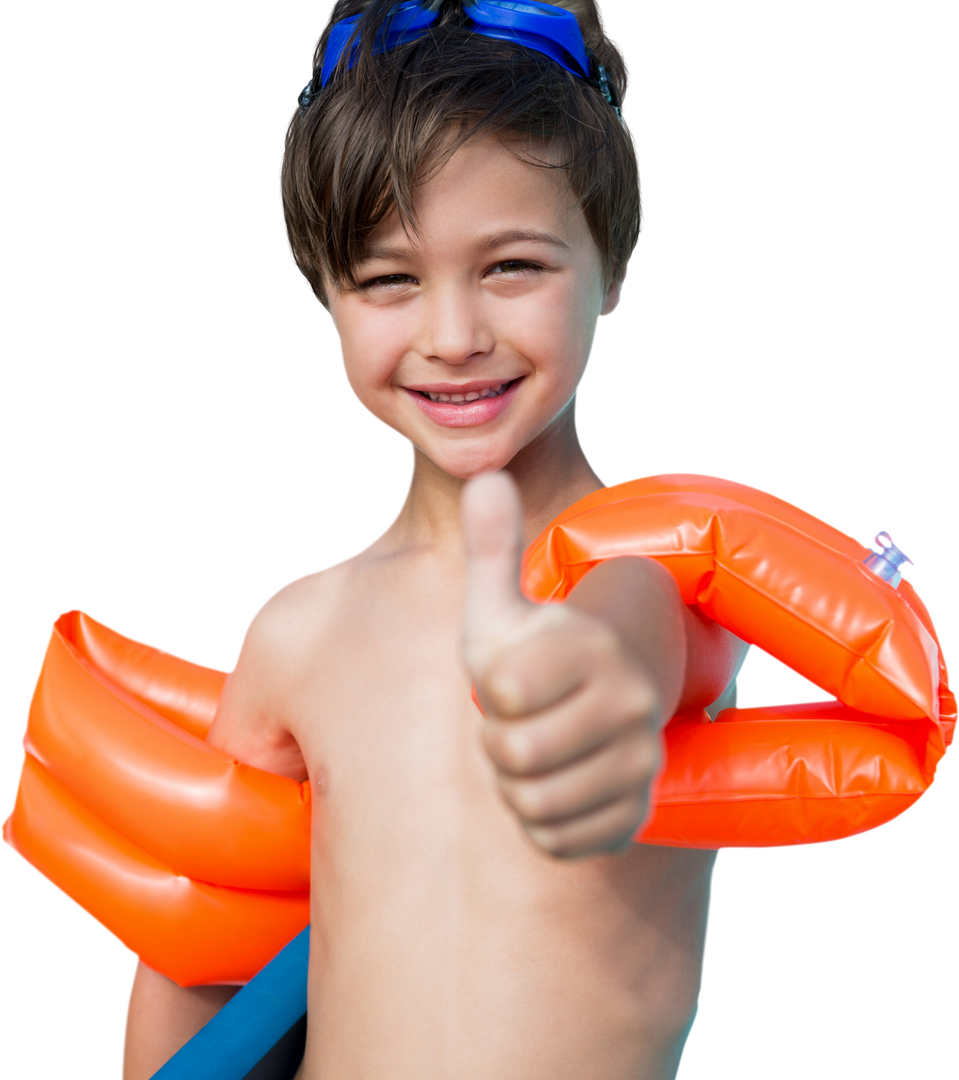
[4,613,310,986]
[520,475,954,846]
[4,476,953,985]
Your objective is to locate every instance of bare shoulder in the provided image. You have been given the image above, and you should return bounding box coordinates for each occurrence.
[205,558,361,779]
[246,559,358,671]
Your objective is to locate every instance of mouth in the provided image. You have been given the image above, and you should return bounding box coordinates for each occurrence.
[404,378,523,428]
[414,379,517,404]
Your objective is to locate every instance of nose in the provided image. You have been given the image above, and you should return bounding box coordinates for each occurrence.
[418,283,494,366]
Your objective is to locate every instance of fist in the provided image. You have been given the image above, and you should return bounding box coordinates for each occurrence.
[461,472,663,859]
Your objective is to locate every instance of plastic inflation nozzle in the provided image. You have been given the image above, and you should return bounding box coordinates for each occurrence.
[863,532,912,588]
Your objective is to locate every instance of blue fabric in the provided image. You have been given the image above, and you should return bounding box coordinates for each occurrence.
[151,927,310,1080]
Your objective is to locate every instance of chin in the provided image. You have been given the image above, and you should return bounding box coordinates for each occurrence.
[426,439,521,480]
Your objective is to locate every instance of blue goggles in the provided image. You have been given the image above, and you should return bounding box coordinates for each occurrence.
[303,0,620,118]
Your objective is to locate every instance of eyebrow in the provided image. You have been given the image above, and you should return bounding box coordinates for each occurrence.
[358,229,570,266]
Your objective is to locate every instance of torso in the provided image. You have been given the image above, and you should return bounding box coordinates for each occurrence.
[280,540,716,1080]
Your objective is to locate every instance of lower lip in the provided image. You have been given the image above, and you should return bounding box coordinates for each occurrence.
[406,380,522,428]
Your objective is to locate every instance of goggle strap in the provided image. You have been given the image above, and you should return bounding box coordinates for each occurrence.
[306,0,621,122]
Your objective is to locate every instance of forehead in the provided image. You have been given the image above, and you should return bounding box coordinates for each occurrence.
[368,136,591,254]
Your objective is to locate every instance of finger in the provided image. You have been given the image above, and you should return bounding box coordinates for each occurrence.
[461,471,526,656]
[525,795,649,859]
[480,614,613,718]
[498,738,656,855]
[484,685,628,775]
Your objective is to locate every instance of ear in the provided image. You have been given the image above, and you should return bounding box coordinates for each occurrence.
[600,268,625,315]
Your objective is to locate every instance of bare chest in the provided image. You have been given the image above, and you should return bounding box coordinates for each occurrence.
[285,569,715,1078]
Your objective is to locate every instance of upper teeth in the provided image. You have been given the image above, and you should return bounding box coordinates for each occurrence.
[424,382,509,403]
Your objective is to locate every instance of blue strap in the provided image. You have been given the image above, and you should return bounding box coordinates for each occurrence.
[151,926,310,1080]
[466,1,591,78]
[321,1,439,86]
[319,0,592,88]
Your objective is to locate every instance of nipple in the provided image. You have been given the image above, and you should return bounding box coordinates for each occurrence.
[862,532,912,588]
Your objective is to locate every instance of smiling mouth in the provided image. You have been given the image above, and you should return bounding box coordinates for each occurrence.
[416,380,517,404]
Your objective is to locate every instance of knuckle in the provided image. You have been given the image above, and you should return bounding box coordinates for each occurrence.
[490,726,539,773]
[526,824,572,857]
[506,778,556,823]
[482,668,526,716]
[482,725,508,768]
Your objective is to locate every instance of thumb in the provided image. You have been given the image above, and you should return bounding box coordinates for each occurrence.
[461,471,526,658]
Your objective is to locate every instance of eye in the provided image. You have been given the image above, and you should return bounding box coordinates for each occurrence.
[487,259,541,277]
[358,260,542,291]
[358,276,416,293]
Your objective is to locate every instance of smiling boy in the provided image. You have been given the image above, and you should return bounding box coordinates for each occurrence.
[123,3,747,1078]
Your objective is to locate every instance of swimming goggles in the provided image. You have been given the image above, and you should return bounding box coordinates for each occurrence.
[300,0,621,119]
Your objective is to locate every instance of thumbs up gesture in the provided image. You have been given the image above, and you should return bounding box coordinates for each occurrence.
[462,472,675,859]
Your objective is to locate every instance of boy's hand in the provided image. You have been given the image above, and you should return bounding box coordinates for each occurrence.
[462,472,664,859]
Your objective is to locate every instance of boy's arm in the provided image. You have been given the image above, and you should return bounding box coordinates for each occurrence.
[205,599,309,781]
[463,473,747,859]
[123,964,239,1080]
[123,604,307,1078]
[678,596,751,721]
[699,673,747,717]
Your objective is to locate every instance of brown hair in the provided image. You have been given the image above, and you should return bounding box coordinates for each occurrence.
[282,0,640,307]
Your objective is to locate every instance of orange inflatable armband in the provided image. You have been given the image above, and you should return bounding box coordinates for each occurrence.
[4,475,953,985]
[521,475,954,846]
[4,613,310,986]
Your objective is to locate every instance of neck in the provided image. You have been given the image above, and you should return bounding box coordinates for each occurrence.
[383,399,603,555]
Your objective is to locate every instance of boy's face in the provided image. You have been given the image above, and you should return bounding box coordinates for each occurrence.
[326,137,621,480]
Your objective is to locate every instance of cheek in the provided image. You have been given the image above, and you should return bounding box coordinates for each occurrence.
[338,310,409,402]
[512,278,598,379]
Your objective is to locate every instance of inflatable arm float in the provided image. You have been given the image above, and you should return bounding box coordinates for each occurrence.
[4,476,953,986]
